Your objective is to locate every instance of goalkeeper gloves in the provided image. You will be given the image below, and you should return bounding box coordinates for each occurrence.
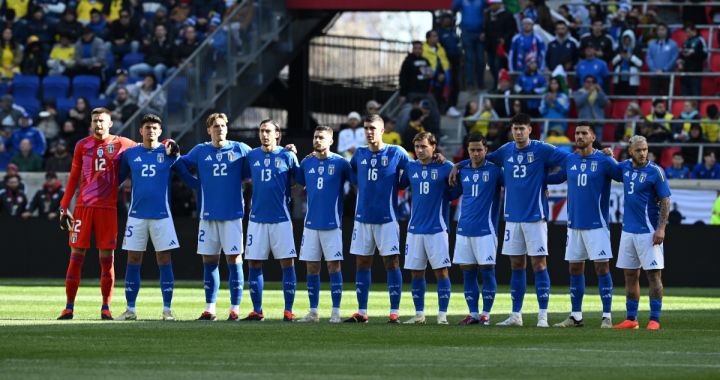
[59,208,74,231]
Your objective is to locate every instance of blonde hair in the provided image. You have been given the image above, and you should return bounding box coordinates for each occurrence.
[628,135,647,147]
[206,113,228,128]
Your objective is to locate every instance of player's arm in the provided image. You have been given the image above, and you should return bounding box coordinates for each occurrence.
[448,159,470,186]
[543,142,570,167]
[399,170,410,190]
[349,152,359,186]
[172,158,200,191]
[294,159,307,188]
[606,157,624,182]
[59,143,83,230]
[287,151,301,187]
[118,152,130,185]
[653,167,672,245]
[546,166,567,184]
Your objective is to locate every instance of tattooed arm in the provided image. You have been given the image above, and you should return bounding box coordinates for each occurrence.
[653,197,670,245]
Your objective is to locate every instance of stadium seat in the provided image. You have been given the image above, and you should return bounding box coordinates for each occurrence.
[121,52,145,70]
[671,29,687,47]
[640,99,653,116]
[42,75,70,103]
[12,75,40,98]
[89,98,108,109]
[72,75,101,99]
[659,147,681,169]
[701,100,720,116]
[166,75,188,109]
[612,100,632,119]
[56,97,76,116]
[602,124,616,142]
[671,99,689,117]
[14,96,41,117]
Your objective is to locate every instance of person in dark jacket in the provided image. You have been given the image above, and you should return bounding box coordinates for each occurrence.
[0,173,27,217]
[44,138,72,172]
[545,21,579,71]
[21,171,64,220]
[20,35,47,76]
[438,14,461,116]
[579,19,614,64]
[399,41,432,103]
[453,0,486,89]
[54,8,83,41]
[483,0,515,89]
[129,23,173,82]
[107,8,139,60]
[677,24,707,96]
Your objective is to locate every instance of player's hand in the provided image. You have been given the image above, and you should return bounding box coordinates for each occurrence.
[601,147,613,157]
[284,144,297,154]
[59,208,73,231]
[448,164,460,187]
[305,151,318,159]
[162,139,180,156]
[653,228,665,245]
[433,152,446,164]
[47,212,58,220]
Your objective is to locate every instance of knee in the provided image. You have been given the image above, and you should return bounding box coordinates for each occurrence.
[383,256,399,271]
[326,261,341,273]
[127,253,143,265]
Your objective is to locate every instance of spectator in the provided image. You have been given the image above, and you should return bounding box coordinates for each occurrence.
[45,138,72,172]
[490,68,514,118]
[69,26,106,77]
[539,77,570,133]
[10,138,43,171]
[365,100,381,117]
[701,104,720,143]
[47,33,76,75]
[647,151,657,163]
[692,152,720,179]
[68,96,92,131]
[108,86,138,123]
[665,152,690,179]
[576,44,609,89]
[620,101,643,141]
[2,164,25,189]
[398,41,432,103]
[128,73,166,116]
[22,7,53,44]
[35,0,67,25]
[4,0,29,19]
[337,111,365,160]
[483,0,515,88]
[546,21,579,72]
[55,9,83,41]
[0,173,27,217]
[87,9,108,39]
[646,23,679,96]
[0,94,23,135]
[130,24,173,82]
[509,18,545,73]
[545,126,571,149]
[76,0,104,24]
[574,75,608,138]
[684,124,707,166]
[645,99,674,132]
[638,120,671,143]
[677,24,707,96]
[192,0,226,31]
[418,99,438,135]
[37,109,59,142]
[171,174,196,217]
[513,55,546,117]
[171,25,199,68]
[0,28,22,80]
[510,98,525,119]
[452,0,485,89]
[437,14,460,116]
[463,99,497,136]
[382,119,402,146]
[485,121,507,149]
[21,171,64,219]
[6,113,46,156]
[676,100,700,140]
[20,35,47,76]
[568,0,590,36]
[403,108,426,152]
[107,9,139,61]
[611,29,642,96]
[521,0,554,34]
[105,68,130,99]
[579,19,614,64]
[422,30,450,110]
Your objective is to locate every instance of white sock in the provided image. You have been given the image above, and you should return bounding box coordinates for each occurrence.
[480,311,490,318]
[571,311,583,320]
[390,309,399,315]
[358,309,367,316]
[309,308,318,315]
[470,312,480,319]
[163,306,171,313]
[438,311,447,319]
[602,312,611,319]
[127,306,136,313]
[512,311,522,318]
[230,305,239,313]
[206,303,216,314]
[416,311,425,318]
[331,307,340,315]
[538,309,548,319]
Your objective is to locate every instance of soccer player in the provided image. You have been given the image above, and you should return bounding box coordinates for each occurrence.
[450,113,568,327]
[294,126,351,323]
[115,114,198,321]
[452,133,502,326]
[346,114,411,323]
[399,132,455,325]
[178,113,252,321]
[546,123,618,328]
[613,135,670,330]
[244,119,300,322]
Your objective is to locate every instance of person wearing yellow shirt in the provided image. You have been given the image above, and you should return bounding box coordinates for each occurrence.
[700,104,720,143]
[76,0,104,23]
[5,0,30,19]
[463,99,497,136]
[104,0,126,23]
[711,191,720,225]
[47,34,76,75]
[645,99,674,132]
[544,126,572,150]
[382,119,402,146]
[0,29,22,80]
[422,30,451,107]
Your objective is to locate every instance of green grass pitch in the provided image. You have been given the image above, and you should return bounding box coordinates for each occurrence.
[1,278,719,379]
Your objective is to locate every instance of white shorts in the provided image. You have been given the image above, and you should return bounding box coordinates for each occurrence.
[122,216,179,252]
[501,221,549,256]
[300,228,343,262]
[404,232,451,270]
[565,228,613,262]
[453,234,498,266]
[197,218,244,256]
[245,221,297,260]
[617,231,664,270]
[350,221,401,256]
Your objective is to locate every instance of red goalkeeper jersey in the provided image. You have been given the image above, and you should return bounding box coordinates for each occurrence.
[60,135,136,210]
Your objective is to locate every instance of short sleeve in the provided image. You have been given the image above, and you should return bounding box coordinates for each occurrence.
[653,166,672,199]
[542,143,569,166]
[396,146,411,170]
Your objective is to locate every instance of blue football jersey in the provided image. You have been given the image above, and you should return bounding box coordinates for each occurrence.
[178,141,251,220]
[245,147,299,223]
[296,153,351,230]
[351,145,410,224]
[400,161,455,234]
[618,160,672,234]
[454,160,503,237]
[664,165,689,179]
[547,150,619,229]
[485,140,569,222]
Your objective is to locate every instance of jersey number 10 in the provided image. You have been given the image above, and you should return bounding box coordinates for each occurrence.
[577,173,587,187]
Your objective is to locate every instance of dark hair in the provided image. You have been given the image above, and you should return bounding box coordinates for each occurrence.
[90,9,101,15]
[575,122,596,135]
[684,23,696,32]
[412,131,437,146]
[260,118,282,143]
[465,132,487,150]
[555,20,568,28]
[653,99,665,107]
[411,40,422,47]
[409,108,424,122]
[510,113,532,126]
[45,171,57,179]
[365,113,384,124]
[141,113,162,126]
[425,30,437,39]
[704,151,715,158]
[91,107,111,116]
[707,104,719,118]
[143,73,158,90]
[672,152,683,158]
[315,125,333,134]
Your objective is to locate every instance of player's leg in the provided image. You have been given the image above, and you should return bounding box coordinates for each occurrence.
[326,260,343,323]
[454,235,480,325]
[269,221,298,321]
[155,251,175,320]
[377,222,402,322]
[58,247,87,320]
[646,269,663,330]
[593,260,613,328]
[298,228,321,323]
[196,220,222,320]
[403,233,426,324]
[476,234,498,325]
[95,208,119,320]
[346,222,374,323]
[425,232,451,325]
[98,249,116,320]
[219,219,245,321]
[405,270,427,325]
[279,257,297,321]
[117,251,143,321]
[555,228,586,327]
[244,221,270,321]
[614,232,642,329]
[637,235,664,330]
[497,222,526,326]
[525,221,551,327]
[433,267,451,325]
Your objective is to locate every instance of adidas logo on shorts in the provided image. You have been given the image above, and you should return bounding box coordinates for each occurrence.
[650,260,658,266]
[599,250,607,256]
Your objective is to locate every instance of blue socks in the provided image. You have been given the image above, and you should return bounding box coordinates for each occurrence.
[282,266,296,312]
[510,269,526,313]
[479,267,496,314]
[570,274,585,313]
[203,263,219,305]
[535,269,550,310]
[228,263,243,307]
[330,271,343,309]
[462,269,480,314]
[125,263,141,309]
[387,268,402,312]
[411,277,426,312]
[159,263,174,309]
[626,299,639,321]
[356,269,371,312]
[307,273,320,310]
[248,267,264,313]
[598,273,613,315]
[649,298,662,322]
[437,277,451,313]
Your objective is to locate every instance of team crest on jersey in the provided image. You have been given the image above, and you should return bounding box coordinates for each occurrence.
[264,158,270,167]
[381,156,389,166]
[639,173,647,183]
[328,164,335,175]
[318,166,324,175]
[580,163,586,172]
[421,170,428,179]
[216,152,223,161]
[631,172,638,180]
[71,233,77,243]
[431,169,438,180]
[97,148,104,157]
[517,155,524,164]
[591,161,598,172]
[473,173,479,182]
[527,152,534,162]
[483,171,489,182]
[370,158,377,167]
[157,153,164,163]
[107,144,114,154]
[275,158,282,168]
[228,152,234,161]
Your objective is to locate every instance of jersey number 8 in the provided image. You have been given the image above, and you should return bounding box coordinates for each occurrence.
[317,177,324,189]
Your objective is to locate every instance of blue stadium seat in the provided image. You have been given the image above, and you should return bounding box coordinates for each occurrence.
[72,75,101,99]
[12,75,40,98]
[42,75,70,103]
[121,52,145,69]
[14,96,41,117]
[56,97,76,116]
[89,98,108,109]
[166,76,188,109]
